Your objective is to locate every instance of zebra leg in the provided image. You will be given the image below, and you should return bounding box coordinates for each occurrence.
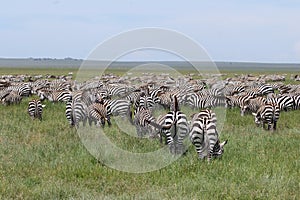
[128,109,134,125]
[100,117,106,128]
[267,122,271,130]
[273,121,277,131]
[107,115,112,127]
[164,129,175,154]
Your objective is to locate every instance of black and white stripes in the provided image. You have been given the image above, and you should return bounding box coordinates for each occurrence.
[189,109,227,161]
[28,99,44,121]
[252,103,280,130]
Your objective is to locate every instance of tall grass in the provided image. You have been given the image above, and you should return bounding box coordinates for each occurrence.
[0,95,299,199]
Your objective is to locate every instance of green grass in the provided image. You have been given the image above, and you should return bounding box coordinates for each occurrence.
[0,98,299,199]
[0,69,299,199]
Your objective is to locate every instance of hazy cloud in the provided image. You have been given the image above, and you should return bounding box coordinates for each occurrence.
[0,1,299,62]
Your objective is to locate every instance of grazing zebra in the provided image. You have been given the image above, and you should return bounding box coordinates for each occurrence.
[267,94,294,111]
[133,88,163,110]
[189,109,227,161]
[104,84,134,98]
[37,89,72,102]
[104,99,133,122]
[65,99,88,127]
[28,99,45,121]
[1,91,23,105]
[184,92,207,109]
[87,102,111,127]
[229,84,246,95]
[204,95,227,108]
[258,84,274,95]
[6,84,31,97]
[252,103,280,130]
[133,106,158,137]
[240,97,267,116]
[161,96,189,154]
[153,114,168,143]
[225,94,254,111]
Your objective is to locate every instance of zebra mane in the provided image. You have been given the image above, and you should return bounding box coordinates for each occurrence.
[171,95,180,112]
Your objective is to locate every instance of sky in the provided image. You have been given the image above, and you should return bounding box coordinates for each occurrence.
[1,0,300,63]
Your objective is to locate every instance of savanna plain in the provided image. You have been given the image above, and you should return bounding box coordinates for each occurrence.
[0,68,299,199]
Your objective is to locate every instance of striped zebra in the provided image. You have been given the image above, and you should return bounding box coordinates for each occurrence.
[204,95,227,108]
[229,84,246,96]
[267,94,294,111]
[184,92,207,109]
[104,84,135,98]
[1,91,23,105]
[96,98,133,124]
[258,84,275,95]
[87,102,111,127]
[189,109,227,161]
[134,91,155,110]
[225,94,254,112]
[293,94,300,110]
[6,83,31,97]
[37,89,72,102]
[240,97,267,116]
[153,114,168,143]
[252,103,280,130]
[65,99,88,127]
[48,79,72,91]
[135,87,163,110]
[28,99,45,121]
[161,96,189,154]
[133,106,158,137]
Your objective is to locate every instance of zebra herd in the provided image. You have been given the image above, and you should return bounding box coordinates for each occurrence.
[1,72,300,161]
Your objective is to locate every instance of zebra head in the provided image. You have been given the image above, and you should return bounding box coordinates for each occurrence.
[225,96,233,108]
[252,112,261,126]
[212,139,228,158]
[37,90,46,101]
[240,99,250,116]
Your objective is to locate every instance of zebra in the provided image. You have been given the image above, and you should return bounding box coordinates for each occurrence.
[293,94,300,110]
[1,91,23,105]
[267,94,294,111]
[160,96,189,154]
[96,98,133,124]
[258,84,275,95]
[6,83,31,97]
[65,99,88,127]
[87,102,111,127]
[133,106,158,137]
[240,97,267,116]
[28,99,45,121]
[183,92,207,109]
[189,109,227,161]
[133,87,163,110]
[229,84,246,96]
[104,84,134,98]
[252,103,280,130]
[225,94,255,114]
[204,95,227,108]
[37,89,72,102]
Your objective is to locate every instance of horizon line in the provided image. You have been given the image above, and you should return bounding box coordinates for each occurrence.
[0,57,299,65]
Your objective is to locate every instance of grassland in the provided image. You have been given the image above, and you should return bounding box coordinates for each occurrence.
[0,68,299,199]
